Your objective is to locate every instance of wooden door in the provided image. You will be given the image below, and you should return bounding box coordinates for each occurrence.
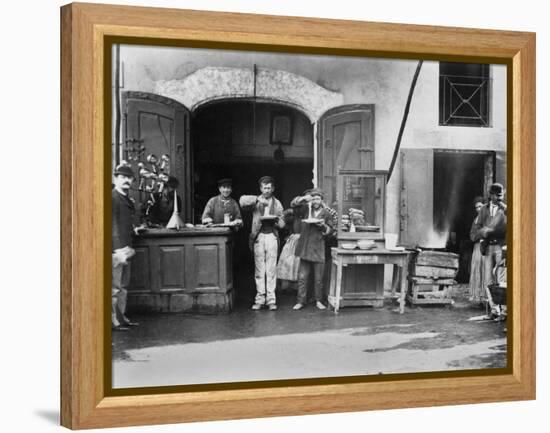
[122,91,193,222]
[400,148,434,246]
[318,105,375,206]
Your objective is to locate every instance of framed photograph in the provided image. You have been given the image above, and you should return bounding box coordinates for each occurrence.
[270,111,294,145]
[61,3,535,429]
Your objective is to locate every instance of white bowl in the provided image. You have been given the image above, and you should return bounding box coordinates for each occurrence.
[341,243,356,250]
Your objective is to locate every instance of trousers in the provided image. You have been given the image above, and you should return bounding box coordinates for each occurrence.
[482,244,503,288]
[253,233,278,305]
[112,260,131,327]
[297,259,325,304]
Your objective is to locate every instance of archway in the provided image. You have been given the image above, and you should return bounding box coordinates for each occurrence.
[192,98,315,304]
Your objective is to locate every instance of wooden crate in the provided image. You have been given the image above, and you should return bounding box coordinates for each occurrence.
[407,281,455,305]
[407,251,458,306]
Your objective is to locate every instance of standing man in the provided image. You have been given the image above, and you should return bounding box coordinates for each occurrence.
[112,164,142,331]
[239,176,285,310]
[201,178,243,228]
[291,188,334,310]
[472,183,507,291]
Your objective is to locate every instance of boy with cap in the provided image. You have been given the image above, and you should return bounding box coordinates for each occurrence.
[201,178,243,228]
[112,164,143,330]
[290,188,334,310]
[239,176,285,310]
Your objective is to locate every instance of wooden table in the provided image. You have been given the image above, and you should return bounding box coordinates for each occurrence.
[328,247,412,314]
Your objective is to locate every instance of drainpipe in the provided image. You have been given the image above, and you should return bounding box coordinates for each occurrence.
[387,60,423,182]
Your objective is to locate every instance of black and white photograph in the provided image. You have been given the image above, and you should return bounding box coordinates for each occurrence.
[110,43,508,389]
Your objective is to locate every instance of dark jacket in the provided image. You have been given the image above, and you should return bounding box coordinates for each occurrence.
[112,189,136,251]
[292,202,334,263]
[472,202,507,245]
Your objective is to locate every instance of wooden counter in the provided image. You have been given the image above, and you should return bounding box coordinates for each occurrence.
[126,227,234,313]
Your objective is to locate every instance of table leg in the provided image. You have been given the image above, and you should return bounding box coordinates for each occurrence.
[335,259,343,314]
[399,262,408,314]
[391,264,399,299]
[329,261,336,309]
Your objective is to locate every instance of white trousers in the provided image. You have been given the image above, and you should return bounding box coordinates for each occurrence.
[253,233,278,305]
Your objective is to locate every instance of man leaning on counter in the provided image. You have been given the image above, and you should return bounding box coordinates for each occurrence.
[201,178,243,228]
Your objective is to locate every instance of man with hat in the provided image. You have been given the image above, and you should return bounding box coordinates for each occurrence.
[472,182,507,293]
[112,164,143,331]
[201,178,243,228]
[239,176,285,310]
[290,188,334,310]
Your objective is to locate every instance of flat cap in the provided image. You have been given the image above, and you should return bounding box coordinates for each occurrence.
[217,178,233,187]
[258,175,275,186]
[114,164,135,178]
[308,188,324,198]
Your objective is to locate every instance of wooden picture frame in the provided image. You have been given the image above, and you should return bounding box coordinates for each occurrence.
[61,2,535,429]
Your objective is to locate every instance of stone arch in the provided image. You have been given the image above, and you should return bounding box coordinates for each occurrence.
[154,66,344,123]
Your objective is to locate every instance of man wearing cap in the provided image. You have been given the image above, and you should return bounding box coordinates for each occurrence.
[201,178,243,228]
[290,188,334,310]
[112,164,143,331]
[239,176,285,310]
[472,183,507,292]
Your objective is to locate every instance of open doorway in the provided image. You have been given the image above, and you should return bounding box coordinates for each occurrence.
[192,100,314,304]
[433,150,493,282]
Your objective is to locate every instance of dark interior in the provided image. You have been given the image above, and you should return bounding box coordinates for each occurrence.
[433,151,488,283]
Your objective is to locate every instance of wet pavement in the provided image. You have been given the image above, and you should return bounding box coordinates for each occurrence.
[112,286,507,388]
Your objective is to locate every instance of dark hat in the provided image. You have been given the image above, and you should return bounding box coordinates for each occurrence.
[217,178,233,187]
[489,183,504,194]
[258,175,275,186]
[302,188,312,196]
[114,164,135,178]
[308,188,324,198]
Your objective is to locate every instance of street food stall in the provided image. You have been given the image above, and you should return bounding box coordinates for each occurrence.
[328,170,412,313]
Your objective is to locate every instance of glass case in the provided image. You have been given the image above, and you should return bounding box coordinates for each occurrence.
[336,170,387,240]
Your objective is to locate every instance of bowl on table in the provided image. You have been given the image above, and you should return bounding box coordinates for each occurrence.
[356,240,375,250]
[340,242,357,250]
